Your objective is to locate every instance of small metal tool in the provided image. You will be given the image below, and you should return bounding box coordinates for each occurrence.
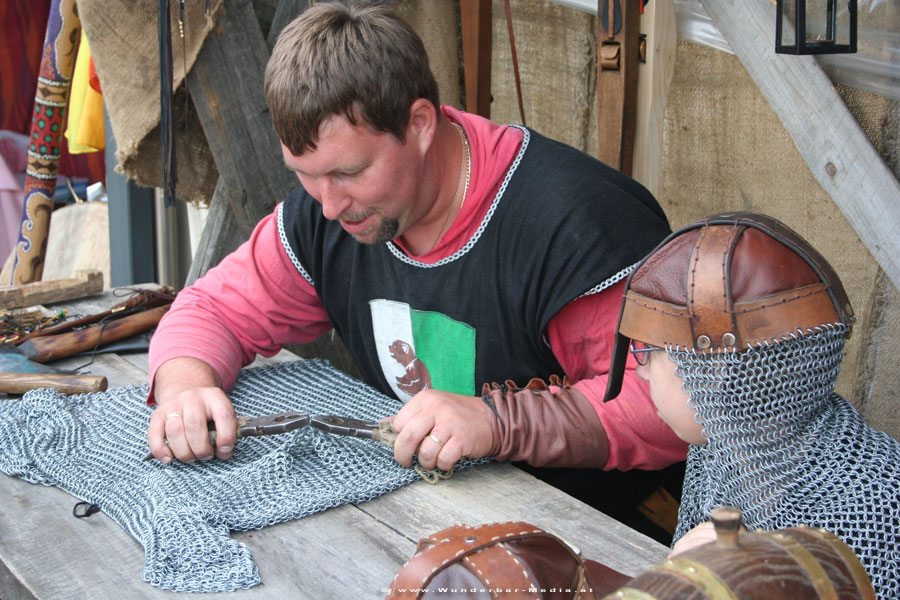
[143,412,391,461]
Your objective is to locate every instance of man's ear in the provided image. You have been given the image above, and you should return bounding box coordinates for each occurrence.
[407,98,438,153]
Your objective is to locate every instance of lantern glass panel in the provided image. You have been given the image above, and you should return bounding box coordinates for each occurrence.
[778,1,798,48]
[804,0,853,47]
[775,0,856,55]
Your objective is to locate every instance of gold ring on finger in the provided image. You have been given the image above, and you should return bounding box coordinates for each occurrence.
[166,412,182,420]
[428,433,444,446]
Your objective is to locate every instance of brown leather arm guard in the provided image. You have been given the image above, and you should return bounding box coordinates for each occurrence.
[482,377,609,468]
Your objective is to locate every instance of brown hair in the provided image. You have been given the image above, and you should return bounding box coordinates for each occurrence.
[264,2,440,155]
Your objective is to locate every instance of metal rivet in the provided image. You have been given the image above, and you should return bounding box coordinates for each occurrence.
[464,536,476,543]
[825,161,837,177]
[722,332,736,347]
[696,335,711,349]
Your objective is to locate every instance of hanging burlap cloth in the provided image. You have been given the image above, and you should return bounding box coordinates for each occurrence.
[77,0,221,204]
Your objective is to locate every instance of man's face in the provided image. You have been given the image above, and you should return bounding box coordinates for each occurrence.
[281,113,427,245]
[635,348,705,445]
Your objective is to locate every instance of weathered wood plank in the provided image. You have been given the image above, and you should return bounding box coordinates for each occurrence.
[460,0,493,118]
[358,461,669,578]
[186,0,296,240]
[632,0,677,198]
[266,0,309,49]
[0,270,103,310]
[597,0,641,174]
[700,0,900,291]
[185,178,247,284]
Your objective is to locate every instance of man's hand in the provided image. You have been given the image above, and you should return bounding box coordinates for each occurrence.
[147,357,238,464]
[390,390,495,472]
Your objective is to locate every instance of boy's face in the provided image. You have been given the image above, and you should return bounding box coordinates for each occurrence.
[635,349,705,445]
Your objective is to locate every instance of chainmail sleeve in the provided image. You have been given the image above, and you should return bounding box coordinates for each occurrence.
[0,359,482,592]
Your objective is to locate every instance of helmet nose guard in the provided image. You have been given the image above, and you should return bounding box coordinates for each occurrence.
[603,211,854,402]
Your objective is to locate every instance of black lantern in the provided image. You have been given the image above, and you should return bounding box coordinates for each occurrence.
[775,0,857,54]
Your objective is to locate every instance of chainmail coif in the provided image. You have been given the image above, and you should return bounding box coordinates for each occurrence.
[671,325,900,598]
[0,359,479,593]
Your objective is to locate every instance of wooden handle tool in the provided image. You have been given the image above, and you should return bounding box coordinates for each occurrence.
[17,305,170,363]
[0,372,108,395]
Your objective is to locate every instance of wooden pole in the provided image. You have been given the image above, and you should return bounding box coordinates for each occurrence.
[596,0,641,174]
[631,0,677,198]
[460,0,493,118]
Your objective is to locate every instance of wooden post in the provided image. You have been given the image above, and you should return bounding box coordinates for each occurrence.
[460,0,493,118]
[631,0,677,198]
[186,0,296,241]
[596,0,641,174]
[700,0,900,292]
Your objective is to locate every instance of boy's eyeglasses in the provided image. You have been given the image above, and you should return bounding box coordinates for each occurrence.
[630,340,663,366]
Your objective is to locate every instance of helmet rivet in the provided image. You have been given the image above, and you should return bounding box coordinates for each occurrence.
[696,335,711,349]
[722,332,736,347]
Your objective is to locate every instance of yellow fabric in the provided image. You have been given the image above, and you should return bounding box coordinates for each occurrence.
[65,32,105,153]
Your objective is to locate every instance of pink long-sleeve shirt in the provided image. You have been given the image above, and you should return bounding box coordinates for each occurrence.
[149,107,687,471]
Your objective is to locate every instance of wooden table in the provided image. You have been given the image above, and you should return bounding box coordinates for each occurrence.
[0,289,669,599]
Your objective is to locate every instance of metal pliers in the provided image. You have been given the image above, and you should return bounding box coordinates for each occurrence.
[143,411,396,460]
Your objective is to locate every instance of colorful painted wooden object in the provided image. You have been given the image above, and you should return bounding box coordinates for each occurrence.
[11,0,80,285]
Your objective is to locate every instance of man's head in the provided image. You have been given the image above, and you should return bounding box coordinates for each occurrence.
[604,213,855,440]
[264,2,440,156]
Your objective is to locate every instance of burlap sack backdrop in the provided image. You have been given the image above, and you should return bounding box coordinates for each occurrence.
[78,0,224,204]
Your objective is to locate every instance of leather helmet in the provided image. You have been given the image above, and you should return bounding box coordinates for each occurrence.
[603,212,855,402]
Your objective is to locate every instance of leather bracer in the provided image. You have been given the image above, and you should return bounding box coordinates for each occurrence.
[483,379,609,468]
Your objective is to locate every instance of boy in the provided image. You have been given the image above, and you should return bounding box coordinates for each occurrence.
[602,212,899,598]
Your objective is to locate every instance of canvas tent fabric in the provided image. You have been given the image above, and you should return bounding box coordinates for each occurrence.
[0,359,471,592]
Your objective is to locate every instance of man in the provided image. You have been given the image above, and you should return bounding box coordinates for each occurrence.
[602,212,899,596]
[146,2,686,527]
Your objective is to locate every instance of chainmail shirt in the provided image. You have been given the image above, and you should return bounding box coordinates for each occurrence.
[0,359,478,593]
[671,325,900,598]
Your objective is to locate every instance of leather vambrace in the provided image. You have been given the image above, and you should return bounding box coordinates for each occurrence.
[483,380,609,468]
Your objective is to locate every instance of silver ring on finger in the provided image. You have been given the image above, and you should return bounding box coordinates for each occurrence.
[166,412,183,420]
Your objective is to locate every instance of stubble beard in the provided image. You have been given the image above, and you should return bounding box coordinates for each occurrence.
[351,215,399,245]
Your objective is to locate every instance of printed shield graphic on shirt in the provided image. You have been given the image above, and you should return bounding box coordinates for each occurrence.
[370,299,476,402]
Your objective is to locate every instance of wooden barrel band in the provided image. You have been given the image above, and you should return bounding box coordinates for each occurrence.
[653,557,738,600]
[606,587,658,600]
[766,532,837,600]
[803,527,877,600]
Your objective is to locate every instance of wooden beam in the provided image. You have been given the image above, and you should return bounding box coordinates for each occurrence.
[700,0,900,291]
[185,178,246,285]
[596,0,641,174]
[0,270,103,310]
[186,0,296,241]
[267,0,309,50]
[460,0,492,118]
[631,0,677,198]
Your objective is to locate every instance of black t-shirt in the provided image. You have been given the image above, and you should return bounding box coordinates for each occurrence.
[279,128,669,401]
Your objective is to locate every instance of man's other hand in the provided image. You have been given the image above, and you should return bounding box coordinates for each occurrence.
[390,390,494,472]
